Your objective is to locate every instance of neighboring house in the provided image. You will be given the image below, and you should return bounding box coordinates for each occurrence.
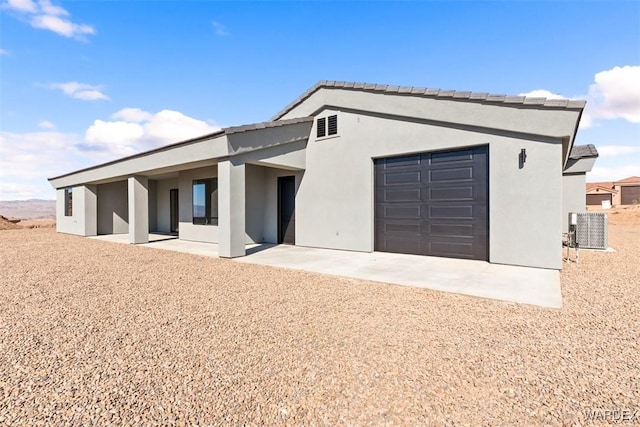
[586,176,640,206]
[614,176,640,205]
[562,144,599,231]
[49,80,587,270]
[586,183,617,206]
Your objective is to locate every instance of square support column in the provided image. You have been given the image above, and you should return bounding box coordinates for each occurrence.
[81,185,97,236]
[128,176,149,244]
[218,159,246,258]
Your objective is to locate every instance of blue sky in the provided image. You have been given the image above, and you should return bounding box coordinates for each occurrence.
[1,0,638,200]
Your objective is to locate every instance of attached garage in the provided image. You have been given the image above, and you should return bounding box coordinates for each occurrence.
[620,186,640,205]
[374,146,488,261]
[586,193,612,206]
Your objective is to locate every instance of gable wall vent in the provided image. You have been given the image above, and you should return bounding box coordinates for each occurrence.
[317,118,326,138]
[328,115,338,135]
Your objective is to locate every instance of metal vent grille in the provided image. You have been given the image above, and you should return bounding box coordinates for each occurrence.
[328,115,338,135]
[575,212,607,249]
[316,117,326,138]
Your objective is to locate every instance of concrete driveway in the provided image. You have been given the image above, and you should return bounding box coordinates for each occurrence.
[90,234,562,308]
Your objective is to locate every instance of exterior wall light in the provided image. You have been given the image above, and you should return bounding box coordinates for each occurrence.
[519,148,527,169]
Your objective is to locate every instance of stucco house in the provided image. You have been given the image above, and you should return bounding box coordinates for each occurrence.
[587,176,640,206]
[49,81,588,270]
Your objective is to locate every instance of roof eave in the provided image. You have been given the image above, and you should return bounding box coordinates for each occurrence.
[272,80,586,121]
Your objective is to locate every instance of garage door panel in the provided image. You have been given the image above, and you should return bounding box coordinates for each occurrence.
[375,146,488,261]
[384,222,422,234]
[621,186,640,205]
[586,193,611,205]
[429,242,475,258]
[430,167,473,182]
[384,171,422,185]
[383,154,422,168]
[429,223,473,237]
[381,236,423,255]
[383,188,422,202]
[384,205,422,219]
[431,149,474,163]
[430,186,474,201]
[429,205,474,219]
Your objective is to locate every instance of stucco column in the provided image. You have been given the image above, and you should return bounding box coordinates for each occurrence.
[82,185,97,236]
[218,159,246,258]
[128,176,149,244]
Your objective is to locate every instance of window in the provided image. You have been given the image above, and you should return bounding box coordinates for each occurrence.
[192,178,218,225]
[64,188,73,217]
[316,114,338,138]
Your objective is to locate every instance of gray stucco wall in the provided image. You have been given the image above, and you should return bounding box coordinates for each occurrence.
[56,185,97,236]
[97,181,128,235]
[293,108,564,269]
[562,173,587,232]
[245,164,266,243]
[178,166,219,243]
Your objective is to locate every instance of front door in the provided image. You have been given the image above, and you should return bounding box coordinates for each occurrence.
[278,176,296,244]
[170,189,179,233]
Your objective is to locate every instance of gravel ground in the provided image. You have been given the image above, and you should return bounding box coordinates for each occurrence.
[1,225,638,425]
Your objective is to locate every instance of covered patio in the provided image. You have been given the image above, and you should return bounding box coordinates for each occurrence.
[51,117,313,258]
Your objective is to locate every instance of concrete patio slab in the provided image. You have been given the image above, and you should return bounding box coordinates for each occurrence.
[89,234,562,308]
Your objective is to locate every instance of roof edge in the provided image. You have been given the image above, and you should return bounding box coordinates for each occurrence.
[48,117,313,182]
[271,80,587,121]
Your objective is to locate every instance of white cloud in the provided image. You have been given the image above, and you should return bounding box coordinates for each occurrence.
[84,108,220,156]
[521,65,640,129]
[2,0,95,40]
[588,164,640,183]
[518,89,567,100]
[0,48,9,55]
[47,81,110,101]
[0,130,86,199]
[596,145,640,157]
[584,66,640,126]
[0,182,43,200]
[30,14,94,38]
[0,130,81,179]
[37,0,67,16]
[38,120,56,129]
[143,110,220,143]
[0,108,220,199]
[111,108,153,123]
[2,0,37,13]
[84,120,146,156]
[212,21,229,36]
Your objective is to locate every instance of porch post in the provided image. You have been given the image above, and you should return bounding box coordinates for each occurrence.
[128,176,149,244]
[82,185,97,236]
[218,159,246,258]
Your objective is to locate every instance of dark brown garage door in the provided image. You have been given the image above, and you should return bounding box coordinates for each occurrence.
[586,193,611,206]
[621,186,640,205]
[375,146,488,261]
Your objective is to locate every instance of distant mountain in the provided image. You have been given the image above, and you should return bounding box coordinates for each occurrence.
[0,199,56,220]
